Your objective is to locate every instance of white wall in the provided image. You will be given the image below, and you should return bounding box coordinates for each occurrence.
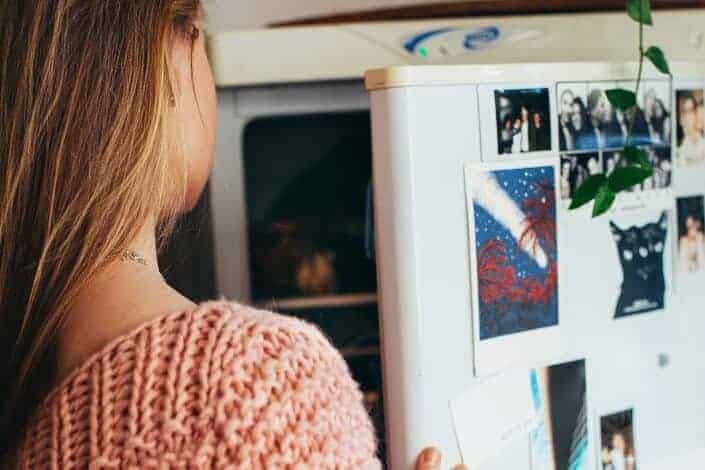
[205,0,469,31]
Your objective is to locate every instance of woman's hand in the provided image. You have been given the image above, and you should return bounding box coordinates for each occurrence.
[416,447,468,470]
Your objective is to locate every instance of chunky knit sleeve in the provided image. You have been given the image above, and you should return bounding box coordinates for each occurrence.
[181,304,382,469]
[17,301,381,469]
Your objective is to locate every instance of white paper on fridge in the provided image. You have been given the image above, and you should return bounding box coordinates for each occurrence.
[450,368,537,468]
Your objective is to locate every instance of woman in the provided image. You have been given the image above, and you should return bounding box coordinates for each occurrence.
[650,98,671,145]
[677,92,705,166]
[519,105,531,152]
[558,89,576,151]
[603,432,636,470]
[560,159,572,201]
[0,2,458,468]
[570,97,597,150]
[500,116,516,154]
[679,214,705,273]
[604,152,619,177]
[642,89,670,145]
[612,110,629,148]
[586,155,601,176]
[511,116,523,154]
[587,88,610,148]
[531,111,550,151]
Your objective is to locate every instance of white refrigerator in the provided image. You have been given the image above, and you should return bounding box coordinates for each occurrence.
[367,62,705,469]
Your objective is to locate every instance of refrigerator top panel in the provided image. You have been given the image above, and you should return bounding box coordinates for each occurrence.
[365,61,705,90]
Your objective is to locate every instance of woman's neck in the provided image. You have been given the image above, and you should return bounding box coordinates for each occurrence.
[55,220,196,383]
[685,230,702,240]
[686,130,702,144]
[124,219,160,266]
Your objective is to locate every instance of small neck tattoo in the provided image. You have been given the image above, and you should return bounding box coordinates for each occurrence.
[121,249,150,267]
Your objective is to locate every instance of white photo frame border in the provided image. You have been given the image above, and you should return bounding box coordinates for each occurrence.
[465,157,562,378]
[478,83,559,162]
[674,193,705,293]
[595,406,638,470]
[672,78,705,194]
[555,79,674,212]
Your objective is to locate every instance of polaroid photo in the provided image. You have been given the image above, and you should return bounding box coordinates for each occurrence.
[608,210,671,318]
[673,79,705,193]
[479,84,556,161]
[465,159,561,376]
[676,195,705,276]
[675,88,705,168]
[599,409,637,470]
[530,359,590,470]
[559,152,602,202]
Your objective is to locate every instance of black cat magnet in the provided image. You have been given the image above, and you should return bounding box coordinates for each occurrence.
[609,211,669,318]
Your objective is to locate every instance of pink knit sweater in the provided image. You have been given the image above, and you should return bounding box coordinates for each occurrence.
[17,301,381,469]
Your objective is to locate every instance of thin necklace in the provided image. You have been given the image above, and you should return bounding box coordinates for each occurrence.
[121,249,150,267]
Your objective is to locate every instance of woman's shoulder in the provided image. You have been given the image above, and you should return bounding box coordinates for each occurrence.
[48,300,334,393]
[20,301,380,468]
[41,299,350,414]
[157,299,330,351]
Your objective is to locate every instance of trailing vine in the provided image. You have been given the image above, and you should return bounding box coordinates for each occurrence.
[568,0,672,217]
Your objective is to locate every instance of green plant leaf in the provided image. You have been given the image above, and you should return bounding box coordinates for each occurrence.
[644,46,671,75]
[568,174,607,210]
[626,0,653,25]
[623,146,652,169]
[592,184,616,217]
[607,165,653,192]
[606,88,636,111]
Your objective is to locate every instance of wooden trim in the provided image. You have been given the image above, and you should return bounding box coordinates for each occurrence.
[257,292,378,311]
[272,0,705,27]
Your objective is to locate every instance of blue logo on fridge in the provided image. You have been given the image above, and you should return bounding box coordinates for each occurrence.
[464,26,501,49]
[404,26,502,58]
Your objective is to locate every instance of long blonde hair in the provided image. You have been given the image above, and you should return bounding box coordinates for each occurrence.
[0,0,202,454]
